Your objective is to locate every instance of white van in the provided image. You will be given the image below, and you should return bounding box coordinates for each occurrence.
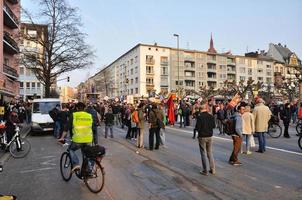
[31,98,61,132]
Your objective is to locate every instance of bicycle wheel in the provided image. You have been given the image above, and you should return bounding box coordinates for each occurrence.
[296,123,302,135]
[267,123,282,138]
[9,138,31,158]
[84,159,105,193]
[298,136,302,150]
[60,152,73,181]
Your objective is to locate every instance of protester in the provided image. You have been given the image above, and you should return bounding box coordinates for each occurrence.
[253,98,271,153]
[130,106,138,140]
[280,102,291,138]
[196,103,216,175]
[136,103,145,148]
[159,104,167,147]
[57,104,69,144]
[217,103,226,135]
[148,103,163,150]
[192,107,200,139]
[229,103,245,166]
[5,107,20,143]
[104,106,114,138]
[86,104,99,145]
[242,106,255,154]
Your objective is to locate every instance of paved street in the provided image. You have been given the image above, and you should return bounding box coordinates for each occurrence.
[0,124,301,200]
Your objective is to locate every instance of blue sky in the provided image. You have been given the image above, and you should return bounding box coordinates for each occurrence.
[22,0,302,87]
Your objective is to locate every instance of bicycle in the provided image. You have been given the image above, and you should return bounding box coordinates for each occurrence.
[267,117,282,138]
[0,124,31,158]
[60,144,105,193]
[295,119,302,135]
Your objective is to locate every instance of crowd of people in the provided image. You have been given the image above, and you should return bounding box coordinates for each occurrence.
[1,95,301,175]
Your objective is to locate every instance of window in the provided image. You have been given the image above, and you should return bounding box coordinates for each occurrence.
[146,66,154,74]
[248,68,252,75]
[239,67,246,73]
[175,81,183,85]
[37,83,41,88]
[26,82,30,89]
[219,65,226,70]
[135,56,138,63]
[26,68,31,76]
[266,65,271,69]
[266,71,272,76]
[258,77,263,81]
[135,77,138,83]
[266,78,272,83]
[131,89,133,94]
[135,66,138,74]
[146,55,154,64]
[258,69,263,73]
[220,74,226,79]
[248,59,252,67]
[207,55,216,61]
[160,56,168,63]
[31,82,36,88]
[185,80,195,87]
[146,78,154,85]
[240,76,245,81]
[135,88,138,94]
[257,60,263,64]
[20,67,24,75]
[161,67,168,75]
[239,58,245,64]
[130,59,133,65]
[130,69,133,75]
[4,58,9,65]
[20,82,24,88]
[130,79,133,84]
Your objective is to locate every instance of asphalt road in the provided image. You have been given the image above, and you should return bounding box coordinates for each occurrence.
[0,123,301,200]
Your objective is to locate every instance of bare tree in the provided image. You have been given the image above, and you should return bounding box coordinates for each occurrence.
[21,0,94,97]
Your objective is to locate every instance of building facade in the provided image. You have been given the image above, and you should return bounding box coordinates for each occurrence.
[59,86,75,103]
[0,0,20,101]
[19,23,48,101]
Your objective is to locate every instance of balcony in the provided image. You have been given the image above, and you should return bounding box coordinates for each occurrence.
[207,59,216,64]
[146,59,155,65]
[184,56,195,62]
[207,66,216,72]
[160,61,169,66]
[3,64,18,80]
[227,67,236,74]
[7,0,19,4]
[184,62,195,68]
[3,31,19,54]
[227,59,236,66]
[3,2,19,28]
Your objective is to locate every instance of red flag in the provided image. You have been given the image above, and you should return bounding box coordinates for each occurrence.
[167,95,175,124]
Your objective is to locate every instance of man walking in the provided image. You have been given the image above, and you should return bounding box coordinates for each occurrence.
[253,98,271,153]
[104,107,114,138]
[196,104,216,175]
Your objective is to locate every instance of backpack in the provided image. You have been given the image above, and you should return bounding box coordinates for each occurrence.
[152,110,164,129]
[223,116,236,135]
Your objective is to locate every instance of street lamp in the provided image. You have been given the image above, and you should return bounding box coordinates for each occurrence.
[173,34,180,93]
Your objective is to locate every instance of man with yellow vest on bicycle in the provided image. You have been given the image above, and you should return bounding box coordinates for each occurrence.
[69,102,93,172]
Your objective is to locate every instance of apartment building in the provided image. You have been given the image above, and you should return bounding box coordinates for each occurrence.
[0,0,20,101]
[19,23,48,101]
[60,86,75,103]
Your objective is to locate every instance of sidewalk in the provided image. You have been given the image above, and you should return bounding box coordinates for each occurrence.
[0,123,31,164]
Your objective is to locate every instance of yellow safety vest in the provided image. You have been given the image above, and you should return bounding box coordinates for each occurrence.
[72,111,93,143]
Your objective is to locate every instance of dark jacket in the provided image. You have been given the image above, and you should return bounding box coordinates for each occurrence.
[217,109,226,120]
[104,112,114,126]
[86,107,98,127]
[148,108,164,128]
[196,111,215,138]
[280,107,291,124]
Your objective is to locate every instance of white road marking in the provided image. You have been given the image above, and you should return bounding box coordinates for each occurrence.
[41,158,57,166]
[274,185,282,189]
[166,127,302,156]
[20,167,54,174]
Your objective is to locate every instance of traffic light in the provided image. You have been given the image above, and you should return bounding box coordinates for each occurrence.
[67,76,70,82]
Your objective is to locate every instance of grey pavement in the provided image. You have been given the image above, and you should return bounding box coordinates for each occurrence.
[0,124,301,199]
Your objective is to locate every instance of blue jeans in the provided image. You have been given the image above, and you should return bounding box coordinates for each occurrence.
[244,134,251,152]
[256,132,266,152]
[69,142,89,166]
[105,125,113,138]
[54,121,61,138]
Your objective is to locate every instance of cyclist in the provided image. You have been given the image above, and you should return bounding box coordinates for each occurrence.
[69,102,93,172]
[6,108,19,144]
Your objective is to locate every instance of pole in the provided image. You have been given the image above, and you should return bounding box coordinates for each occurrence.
[173,34,180,96]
